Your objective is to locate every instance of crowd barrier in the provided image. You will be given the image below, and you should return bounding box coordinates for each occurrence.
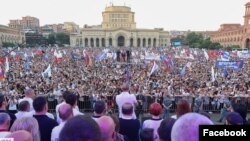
[47,95,250,113]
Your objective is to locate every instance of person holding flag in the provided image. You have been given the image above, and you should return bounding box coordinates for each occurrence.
[180,64,187,78]
[0,66,5,81]
[125,64,130,84]
[150,61,159,76]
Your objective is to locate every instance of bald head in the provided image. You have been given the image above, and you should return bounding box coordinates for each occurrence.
[121,83,129,91]
[59,104,73,121]
[25,89,34,97]
[171,113,213,141]
[122,103,133,115]
[7,130,33,141]
[97,116,115,141]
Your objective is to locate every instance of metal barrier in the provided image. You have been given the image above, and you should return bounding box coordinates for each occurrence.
[47,95,250,113]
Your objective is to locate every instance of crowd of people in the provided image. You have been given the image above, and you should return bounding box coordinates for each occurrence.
[0,46,249,140]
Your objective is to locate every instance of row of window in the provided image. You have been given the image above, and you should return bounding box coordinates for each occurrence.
[111,14,129,18]
[75,38,160,47]
[110,18,128,23]
[214,30,245,37]
[213,37,242,43]
[107,24,131,28]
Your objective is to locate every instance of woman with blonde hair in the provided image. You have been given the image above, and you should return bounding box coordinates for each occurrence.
[10,117,40,141]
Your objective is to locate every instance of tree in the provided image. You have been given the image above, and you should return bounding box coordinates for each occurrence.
[208,42,222,50]
[224,45,240,51]
[2,42,16,47]
[56,32,70,45]
[185,32,222,50]
[186,32,203,48]
[48,34,56,45]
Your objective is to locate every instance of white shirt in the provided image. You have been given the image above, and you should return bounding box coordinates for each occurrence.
[51,121,66,141]
[116,92,137,119]
[73,108,84,116]
[15,111,33,119]
[56,101,81,123]
[8,99,18,110]
[19,97,33,111]
[142,118,163,141]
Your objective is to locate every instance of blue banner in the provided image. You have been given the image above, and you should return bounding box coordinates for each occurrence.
[215,60,244,69]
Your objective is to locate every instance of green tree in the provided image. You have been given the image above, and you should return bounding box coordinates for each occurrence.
[208,42,222,50]
[185,32,222,50]
[2,42,16,47]
[186,32,203,48]
[56,32,70,45]
[48,34,56,45]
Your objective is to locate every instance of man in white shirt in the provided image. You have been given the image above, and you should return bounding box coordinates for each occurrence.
[65,93,84,116]
[116,83,138,119]
[51,104,73,141]
[55,91,80,123]
[19,89,35,111]
[15,101,32,119]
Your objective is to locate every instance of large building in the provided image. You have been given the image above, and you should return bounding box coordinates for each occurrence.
[63,22,80,34]
[211,2,250,48]
[41,24,65,38]
[70,5,170,47]
[0,25,25,47]
[9,16,40,33]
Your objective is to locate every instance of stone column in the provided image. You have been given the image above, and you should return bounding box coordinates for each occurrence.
[134,38,137,47]
[93,38,96,47]
[106,38,109,47]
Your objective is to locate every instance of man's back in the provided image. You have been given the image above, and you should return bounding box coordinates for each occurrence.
[33,115,58,141]
[116,92,137,119]
[119,118,140,141]
[19,97,33,111]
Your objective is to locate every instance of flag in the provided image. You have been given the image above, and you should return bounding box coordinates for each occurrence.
[125,64,130,83]
[5,57,9,73]
[0,67,5,81]
[160,55,169,66]
[55,56,58,65]
[43,54,49,62]
[169,57,174,67]
[83,51,89,65]
[150,61,159,76]
[211,66,215,82]
[24,52,30,72]
[180,64,187,78]
[95,52,107,63]
[186,62,192,71]
[89,57,93,67]
[42,64,52,78]
[204,50,209,60]
[223,67,228,78]
[221,51,230,61]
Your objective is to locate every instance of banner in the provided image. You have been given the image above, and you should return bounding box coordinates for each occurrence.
[215,60,244,69]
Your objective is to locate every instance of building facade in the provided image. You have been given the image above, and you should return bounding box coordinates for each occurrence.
[0,25,25,47]
[9,16,40,33]
[70,5,170,47]
[63,22,80,34]
[211,2,250,48]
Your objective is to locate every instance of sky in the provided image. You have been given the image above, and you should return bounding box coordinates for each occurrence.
[0,0,249,31]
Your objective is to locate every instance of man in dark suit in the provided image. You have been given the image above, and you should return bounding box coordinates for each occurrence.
[33,96,58,141]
